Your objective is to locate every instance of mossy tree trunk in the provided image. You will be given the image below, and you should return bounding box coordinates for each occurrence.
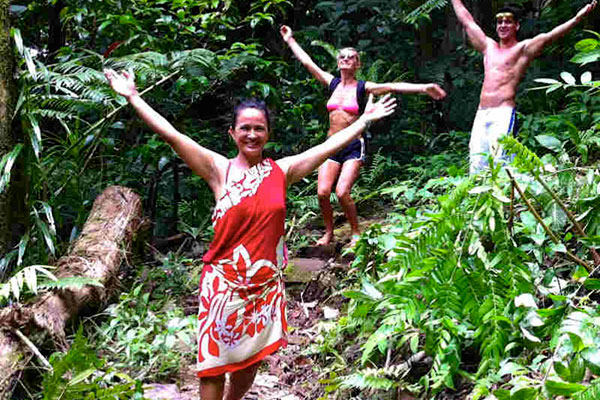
[0,0,16,256]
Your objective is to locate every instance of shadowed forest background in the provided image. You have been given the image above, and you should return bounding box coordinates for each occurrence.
[2,0,600,399]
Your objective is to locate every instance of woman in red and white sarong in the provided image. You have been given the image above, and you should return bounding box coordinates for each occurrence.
[104,68,396,400]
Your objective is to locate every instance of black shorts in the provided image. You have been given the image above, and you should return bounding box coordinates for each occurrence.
[328,138,365,164]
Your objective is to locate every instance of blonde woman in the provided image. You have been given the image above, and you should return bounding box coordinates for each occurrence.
[281,25,446,246]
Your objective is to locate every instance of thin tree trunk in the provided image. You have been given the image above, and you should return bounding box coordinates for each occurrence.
[47,0,65,61]
[0,185,143,399]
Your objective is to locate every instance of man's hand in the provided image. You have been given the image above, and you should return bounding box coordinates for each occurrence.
[280,25,293,42]
[577,0,597,20]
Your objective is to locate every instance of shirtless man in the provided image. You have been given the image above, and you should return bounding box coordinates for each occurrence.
[451,0,597,172]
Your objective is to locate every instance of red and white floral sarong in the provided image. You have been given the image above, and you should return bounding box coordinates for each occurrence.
[196,158,288,377]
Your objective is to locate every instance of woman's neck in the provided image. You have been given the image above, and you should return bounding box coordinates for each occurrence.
[233,154,263,169]
[340,70,357,85]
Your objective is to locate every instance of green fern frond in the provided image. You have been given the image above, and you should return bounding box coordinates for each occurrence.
[39,276,103,291]
[0,265,57,302]
[171,48,217,70]
[573,380,600,400]
[404,0,448,24]
[339,368,401,391]
[499,136,544,175]
[440,176,475,213]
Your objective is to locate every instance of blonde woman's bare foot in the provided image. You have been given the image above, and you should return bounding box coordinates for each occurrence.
[316,232,334,246]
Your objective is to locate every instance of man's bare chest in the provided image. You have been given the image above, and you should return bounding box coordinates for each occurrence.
[484,46,526,73]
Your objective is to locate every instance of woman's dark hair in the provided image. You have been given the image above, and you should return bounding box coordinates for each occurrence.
[232,99,271,131]
[497,4,521,22]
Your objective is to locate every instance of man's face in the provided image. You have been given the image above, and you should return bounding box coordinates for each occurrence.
[496,13,519,40]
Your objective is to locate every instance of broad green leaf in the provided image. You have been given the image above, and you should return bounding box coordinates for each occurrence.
[534,78,560,84]
[27,115,42,159]
[548,203,567,231]
[569,354,585,383]
[410,334,419,353]
[343,290,373,301]
[584,278,600,290]
[511,387,538,400]
[548,242,566,254]
[23,48,37,79]
[68,368,96,386]
[560,71,576,85]
[498,361,526,377]
[0,144,23,193]
[568,333,585,353]
[10,275,21,300]
[39,202,56,235]
[535,135,562,152]
[11,27,23,54]
[575,38,600,52]
[582,347,600,367]
[493,389,511,400]
[581,71,593,84]
[17,232,29,266]
[571,50,600,65]
[34,214,55,256]
[515,293,537,308]
[34,265,58,281]
[361,279,382,300]
[23,265,37,295]
[521,326,541,343]
[545,380,586,396]
[572,265,589,281]
[554,361,571,382]
[469,185,491,194]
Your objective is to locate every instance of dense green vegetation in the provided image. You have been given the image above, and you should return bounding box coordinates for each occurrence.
[2,0,600,398]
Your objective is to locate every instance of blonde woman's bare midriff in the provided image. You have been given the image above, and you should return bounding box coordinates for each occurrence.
[328,109,359,136]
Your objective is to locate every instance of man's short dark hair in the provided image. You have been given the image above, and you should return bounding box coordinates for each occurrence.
[497,4,522,22]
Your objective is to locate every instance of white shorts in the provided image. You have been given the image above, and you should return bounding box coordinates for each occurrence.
[469,107,517,173]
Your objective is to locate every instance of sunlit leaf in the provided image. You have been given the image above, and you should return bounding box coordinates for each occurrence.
[581,71,592,84]
[561,71,576,85]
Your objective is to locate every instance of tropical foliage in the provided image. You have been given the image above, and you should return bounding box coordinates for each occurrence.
[3,0,600,398]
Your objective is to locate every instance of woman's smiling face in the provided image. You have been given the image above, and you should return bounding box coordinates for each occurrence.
[229,107,270,159]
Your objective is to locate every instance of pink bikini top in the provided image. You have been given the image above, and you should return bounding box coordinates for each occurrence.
[326,84,360,115]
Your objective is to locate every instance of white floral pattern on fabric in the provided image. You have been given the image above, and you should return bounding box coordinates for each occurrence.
[212,160,273,225]
[197,236,287,367]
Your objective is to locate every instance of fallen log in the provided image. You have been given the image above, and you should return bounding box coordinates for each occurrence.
[0,185,142,399]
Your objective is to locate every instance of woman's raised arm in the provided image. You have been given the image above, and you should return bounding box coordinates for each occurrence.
[277,94,397,184]
[104,69,228,194]
[366,81,446,100]
[280,25,334,87]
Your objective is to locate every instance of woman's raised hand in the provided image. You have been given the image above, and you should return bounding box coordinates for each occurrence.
[280,25,293,42]
[424,83,447,100]
[104,69,138,99]
[362,94,397,123]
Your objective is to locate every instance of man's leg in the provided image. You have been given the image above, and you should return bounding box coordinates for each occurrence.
[469,109,489,174]
[488,107,517,166]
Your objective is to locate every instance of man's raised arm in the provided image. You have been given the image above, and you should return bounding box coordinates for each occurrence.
[524,1,597,57]
[451,0,489,52]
